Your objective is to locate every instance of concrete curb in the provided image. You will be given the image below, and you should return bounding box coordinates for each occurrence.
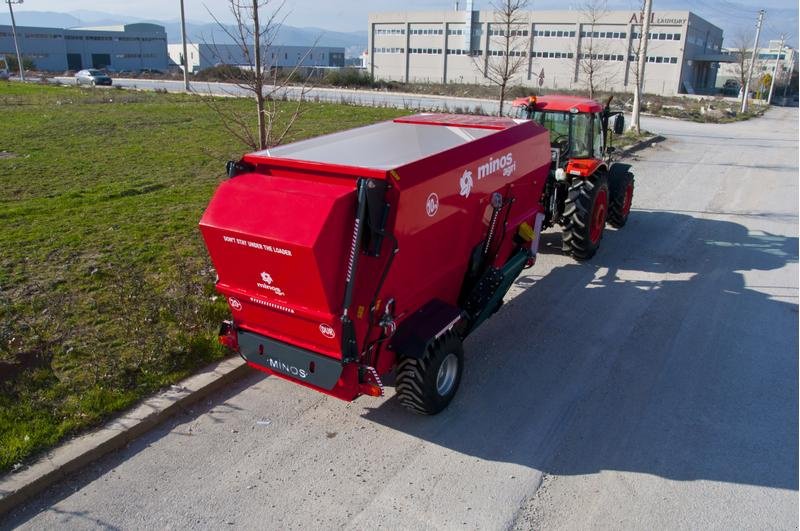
[0,356,249,517]
[619,134,666,158]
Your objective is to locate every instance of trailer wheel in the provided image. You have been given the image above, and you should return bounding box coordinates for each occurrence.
[561,174,609,260]
[607,171,634,228]
[396,332,463,415]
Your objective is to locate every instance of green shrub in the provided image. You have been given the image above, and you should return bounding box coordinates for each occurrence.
[194,64,249,82]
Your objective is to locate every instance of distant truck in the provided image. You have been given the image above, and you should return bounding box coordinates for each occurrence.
[200,113,553,414]
[512,95,635,259]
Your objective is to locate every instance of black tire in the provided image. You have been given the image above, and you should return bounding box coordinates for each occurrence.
[608,171,635,228]
[561,174,610,261]
[396,332,463,415]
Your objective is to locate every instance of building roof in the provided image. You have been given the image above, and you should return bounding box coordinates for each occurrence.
[70,23,165,33]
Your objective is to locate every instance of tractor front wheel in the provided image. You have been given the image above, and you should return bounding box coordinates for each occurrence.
[396,331,463,415]
[608,171,635,228]
[561,174,609,260]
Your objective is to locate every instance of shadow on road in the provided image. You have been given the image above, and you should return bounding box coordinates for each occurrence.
[363,210,799,492]
[3,211,796,529]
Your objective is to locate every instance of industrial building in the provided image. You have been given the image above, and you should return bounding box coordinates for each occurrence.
[367,6,728,95]
[167,43,345,73]
[0,23,168,72]
[716,40,797,91]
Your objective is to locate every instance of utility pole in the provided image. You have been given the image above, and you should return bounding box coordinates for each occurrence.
[179,0,190,91]
[741,9,765,113]
[766,34,785,104]
[6,0,25,81]
[628,0,652,134]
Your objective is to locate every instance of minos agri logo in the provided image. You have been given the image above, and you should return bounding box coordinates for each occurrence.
[478,153,516,179]
[460,153,516,197]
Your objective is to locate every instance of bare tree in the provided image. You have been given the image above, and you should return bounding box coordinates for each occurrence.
[577,0,611,99]
[629,1,645,96]
[473,0,530,115]
[730,31,755,108]
[205,0,316,150]
[628,0,651,134]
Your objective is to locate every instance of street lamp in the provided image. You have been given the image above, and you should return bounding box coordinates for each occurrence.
[6,0,24,81]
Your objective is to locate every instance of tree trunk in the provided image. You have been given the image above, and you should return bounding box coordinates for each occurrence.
[252,0,267,150]
[630,0,652,134]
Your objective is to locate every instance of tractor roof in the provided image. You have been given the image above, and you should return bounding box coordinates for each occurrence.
[512,95,604,113]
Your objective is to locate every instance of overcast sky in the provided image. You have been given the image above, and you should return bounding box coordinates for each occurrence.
[11,0,799,44]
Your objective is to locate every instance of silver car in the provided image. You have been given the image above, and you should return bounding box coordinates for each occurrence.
[75,69,112,86]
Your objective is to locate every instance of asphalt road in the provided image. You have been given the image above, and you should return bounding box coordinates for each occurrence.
[52,76,503,114]
[3,107,797,530]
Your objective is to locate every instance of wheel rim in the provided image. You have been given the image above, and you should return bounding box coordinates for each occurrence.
[622,183,633,216]
[436,353,458,396]
[589,187,608,244]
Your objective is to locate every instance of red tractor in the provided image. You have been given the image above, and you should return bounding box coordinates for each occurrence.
[511,95,634,260]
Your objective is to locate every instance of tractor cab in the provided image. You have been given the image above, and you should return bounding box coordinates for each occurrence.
[511,95,625,170]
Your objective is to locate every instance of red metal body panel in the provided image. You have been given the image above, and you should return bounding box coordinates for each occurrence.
[566,158,608,178]
[394,113,520,130]
[512,95,604,114]
[199,113,552,400]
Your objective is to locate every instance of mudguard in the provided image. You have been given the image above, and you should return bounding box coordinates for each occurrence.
[389,299,462,359]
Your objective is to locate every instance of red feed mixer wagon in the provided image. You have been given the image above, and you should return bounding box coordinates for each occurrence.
[199,113,552,414]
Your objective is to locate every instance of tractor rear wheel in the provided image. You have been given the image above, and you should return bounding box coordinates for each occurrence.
[561,174,609,260]
[396,331,463,415]
[608,171,634,228]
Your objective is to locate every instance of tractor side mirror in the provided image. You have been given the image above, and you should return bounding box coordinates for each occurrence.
[613,114,625,135]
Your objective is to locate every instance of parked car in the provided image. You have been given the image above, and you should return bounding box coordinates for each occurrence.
[721,79,740,97]
[75,69,112,86]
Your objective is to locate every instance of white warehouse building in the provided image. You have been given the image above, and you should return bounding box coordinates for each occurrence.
[368,6,728,96]
[167,43,345,73]
[0,23,168,72]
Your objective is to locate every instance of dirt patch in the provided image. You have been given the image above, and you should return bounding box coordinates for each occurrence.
[0,151,18,159]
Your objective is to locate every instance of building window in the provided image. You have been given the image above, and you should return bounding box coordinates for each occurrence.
[375,28,405,35]
[532,50,573,59]
[410,28,443,35]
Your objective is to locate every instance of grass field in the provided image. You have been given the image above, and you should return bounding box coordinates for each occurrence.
[0,82,408,473]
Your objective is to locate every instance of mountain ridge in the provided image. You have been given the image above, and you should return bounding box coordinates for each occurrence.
[0,10,368,57]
